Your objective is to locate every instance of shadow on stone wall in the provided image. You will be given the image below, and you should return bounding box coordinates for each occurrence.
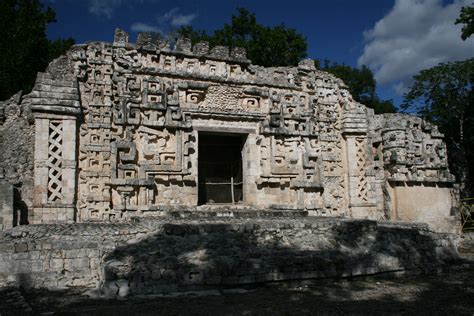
[0,219,470,314]
[101,220,459,297]
[13,186,29,226]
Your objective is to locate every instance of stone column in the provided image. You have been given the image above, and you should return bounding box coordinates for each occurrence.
[29,72,81,224]
[342,106,377,218]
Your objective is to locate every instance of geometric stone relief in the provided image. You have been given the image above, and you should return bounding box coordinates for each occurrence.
[355,137,369,203]
[257,135,324,194]
[376,114,454,183]
[47,121,63,203]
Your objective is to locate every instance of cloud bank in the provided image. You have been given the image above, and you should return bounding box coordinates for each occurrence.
[88,0,125,19]
[130,7,198,35]
[158,7,198,27]
[130,22,161,33]
[87,0,159,19]
[358,0,474,94]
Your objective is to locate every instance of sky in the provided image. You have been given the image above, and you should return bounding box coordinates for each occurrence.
[43,0,474,107]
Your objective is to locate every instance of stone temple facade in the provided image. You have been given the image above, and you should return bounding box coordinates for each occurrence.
[0,29,459,233]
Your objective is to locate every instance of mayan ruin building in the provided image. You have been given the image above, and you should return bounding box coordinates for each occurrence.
[0,28,458,232]
[0,29,468,294]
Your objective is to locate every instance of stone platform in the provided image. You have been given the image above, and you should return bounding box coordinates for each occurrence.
[0,213,467,297]
[140,205,310,219]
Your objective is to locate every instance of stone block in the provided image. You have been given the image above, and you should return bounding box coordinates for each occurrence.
[64,258,89,271]
[50,258,64,270]
[0,182,14,230]
[193,41,209,55]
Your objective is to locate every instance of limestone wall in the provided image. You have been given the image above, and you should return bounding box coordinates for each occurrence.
[0,221,150,289]
[390,184,457,232]
[0,92,35,228]
[0,218,461,295]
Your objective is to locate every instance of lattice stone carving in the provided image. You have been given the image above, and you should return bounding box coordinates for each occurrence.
[47,121,63,202]
[355,137,368,203]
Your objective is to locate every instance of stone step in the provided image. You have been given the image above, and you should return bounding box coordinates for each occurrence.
[163,208,309,219]
[144,205,310,219]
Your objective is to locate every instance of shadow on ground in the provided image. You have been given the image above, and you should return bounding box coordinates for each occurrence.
[9,269,474,315]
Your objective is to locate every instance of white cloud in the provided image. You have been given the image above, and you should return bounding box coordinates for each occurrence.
[358,0,474,94]
[170,13,198,27]
[88,0,123,19]
[88,0,159,19]
[130,22,162,33]
[158,7,179,23]
[157,7,198,27]
[130,7,197,35]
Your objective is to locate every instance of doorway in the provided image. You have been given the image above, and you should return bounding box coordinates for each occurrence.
[198,133,246,205]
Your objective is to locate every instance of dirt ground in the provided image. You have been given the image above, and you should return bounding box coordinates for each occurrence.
[2,269,474,315]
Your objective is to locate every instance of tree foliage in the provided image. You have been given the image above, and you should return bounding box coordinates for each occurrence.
[402,58,474,192]
[177,8,307,67]
[0,0,75,100]
[316,60,397,114]
[455,4,474,40]
[178,8,395,113]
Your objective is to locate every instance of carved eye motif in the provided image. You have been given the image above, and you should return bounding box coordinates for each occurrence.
[243,97,259,108]
[149,82,159,91]
[148,95,162,103]
[89,159,99,168]
[90,184,100,193]
[187,92,203,104]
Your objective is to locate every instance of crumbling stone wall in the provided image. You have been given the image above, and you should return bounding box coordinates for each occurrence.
[370,113,459,232]
[0,218,462,295]
[0,92,35,228]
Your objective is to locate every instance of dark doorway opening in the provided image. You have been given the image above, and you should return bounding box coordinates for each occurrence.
[198,133,245,205]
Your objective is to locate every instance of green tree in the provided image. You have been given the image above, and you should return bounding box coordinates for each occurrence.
[401,58,474,193]
[176,26,210,46]
[178,8,395,113]
[455,4,474,40]
[0,0,74,100]
[177,8,307,67]
[317,60,397,114]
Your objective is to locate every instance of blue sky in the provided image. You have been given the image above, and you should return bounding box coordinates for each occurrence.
[44,0,474,107]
